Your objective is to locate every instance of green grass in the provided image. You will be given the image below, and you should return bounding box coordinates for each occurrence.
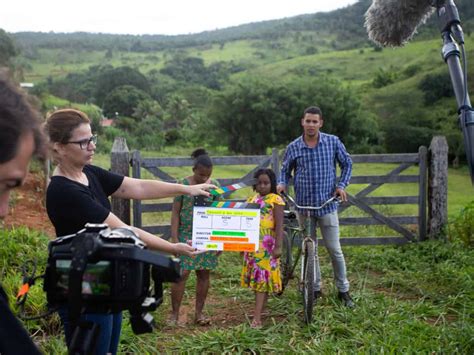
[1,226,472,353]
[447,166,474,217]
[23,49,169,82]
[130,241,473,353]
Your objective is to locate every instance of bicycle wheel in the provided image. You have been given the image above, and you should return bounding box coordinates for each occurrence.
[302,240,315,324]
[280,229,293,288]
[281,229,302,289]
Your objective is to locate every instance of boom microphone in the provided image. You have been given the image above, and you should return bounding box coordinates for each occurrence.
[365,0,474,183]
[365,0,435,47]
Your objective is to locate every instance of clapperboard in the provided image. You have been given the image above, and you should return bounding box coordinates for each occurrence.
[192,179,261,252]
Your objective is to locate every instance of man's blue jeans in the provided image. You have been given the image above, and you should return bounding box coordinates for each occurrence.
[58,307,122,355]
[299,211,350,293]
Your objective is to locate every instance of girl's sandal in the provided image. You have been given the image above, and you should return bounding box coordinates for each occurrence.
[166,315,180,327]
[250,320,262,329]
[195,317,212,326]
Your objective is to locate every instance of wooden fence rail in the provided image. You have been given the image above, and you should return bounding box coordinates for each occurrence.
[110,137,448,246]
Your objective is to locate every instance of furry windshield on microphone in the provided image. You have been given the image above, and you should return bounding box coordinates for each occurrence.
[365,0,435,47]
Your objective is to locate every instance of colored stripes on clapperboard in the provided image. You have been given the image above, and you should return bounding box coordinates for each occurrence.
[206,178,257,208]
[210,178,256,197]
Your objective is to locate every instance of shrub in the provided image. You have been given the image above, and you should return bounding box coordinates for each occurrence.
[448,200,474,247]
[403,64,421,78]
[99,126,137,153]
[418,72,454,104]
[372,67,399,88]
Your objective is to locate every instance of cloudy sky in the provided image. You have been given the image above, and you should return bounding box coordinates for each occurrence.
[1,0,359,35]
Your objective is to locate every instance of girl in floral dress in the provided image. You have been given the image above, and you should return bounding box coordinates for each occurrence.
[169,148,220,326]
[241,168,285,328]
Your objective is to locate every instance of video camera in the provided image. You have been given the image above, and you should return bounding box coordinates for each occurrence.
[43,224,181,338]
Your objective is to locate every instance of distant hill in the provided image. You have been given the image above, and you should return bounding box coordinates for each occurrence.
[10,0,473,53]
[4,0,474,159]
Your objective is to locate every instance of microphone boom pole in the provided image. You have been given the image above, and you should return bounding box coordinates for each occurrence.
[435,0,474,184]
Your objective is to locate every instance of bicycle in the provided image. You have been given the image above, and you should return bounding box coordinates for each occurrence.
[279,192,340,324]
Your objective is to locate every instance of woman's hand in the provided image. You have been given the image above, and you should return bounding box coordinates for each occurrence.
[271,247,282,259]
[187,183,217,197]
[173,242,200,257]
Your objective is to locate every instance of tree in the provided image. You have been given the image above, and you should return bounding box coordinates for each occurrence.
[207,77,379,154]
[419,72,454,104]
[40,64,113,104]
[164,94,191,129]
[135,117,166,149]
[95,66,150,106]
[160,56,228,90]
[207,79,285,154]
[383,119,434,153]
[80,104,104,136]
[104,48,113,59]
[102,85,151,117]
[9,57,32,82]
[161,94,192,144]
[0,29,17,66]
[132,99,164,122]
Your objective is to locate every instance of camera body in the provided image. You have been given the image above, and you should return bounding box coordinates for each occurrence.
[43,224,180,334]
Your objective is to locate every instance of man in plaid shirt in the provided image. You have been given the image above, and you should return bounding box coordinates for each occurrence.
[277,106,354,307]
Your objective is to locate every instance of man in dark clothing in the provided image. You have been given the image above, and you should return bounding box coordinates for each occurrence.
[0,73,45,354]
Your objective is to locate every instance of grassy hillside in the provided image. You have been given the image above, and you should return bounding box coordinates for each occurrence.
[18,35,474,111]
[11,0,474,53]
[13,0,474,84]
[6,0,474,163]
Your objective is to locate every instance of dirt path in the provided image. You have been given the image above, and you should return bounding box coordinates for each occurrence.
[3,172,54,236]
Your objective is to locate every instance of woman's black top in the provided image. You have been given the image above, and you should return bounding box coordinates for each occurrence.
[46,164,124,237]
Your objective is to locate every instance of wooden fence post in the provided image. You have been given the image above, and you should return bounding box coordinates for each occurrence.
[428,136,448,239]
[271,148,279,175]
[131,150,142,229]
[418,146,428,241]
[111,137,130,225]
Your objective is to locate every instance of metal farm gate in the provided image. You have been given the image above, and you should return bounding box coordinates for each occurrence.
[118,146,429,245]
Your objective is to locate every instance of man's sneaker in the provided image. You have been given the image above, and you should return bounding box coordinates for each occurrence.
[338,291,355,308]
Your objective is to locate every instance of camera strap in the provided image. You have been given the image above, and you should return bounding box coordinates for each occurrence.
[67,233,101,329]
[15,260,57,321]
[16,260,42,307]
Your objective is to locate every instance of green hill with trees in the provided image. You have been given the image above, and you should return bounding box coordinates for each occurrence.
[2,0,473,163]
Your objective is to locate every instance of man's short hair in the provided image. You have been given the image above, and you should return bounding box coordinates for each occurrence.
[303,106,323,118]
[0,73,45,163]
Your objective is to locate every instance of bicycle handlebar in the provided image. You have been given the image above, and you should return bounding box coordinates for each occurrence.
[280,191,340,210]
